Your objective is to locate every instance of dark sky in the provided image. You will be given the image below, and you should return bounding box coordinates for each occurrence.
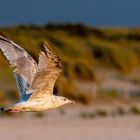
[0,0,140,27]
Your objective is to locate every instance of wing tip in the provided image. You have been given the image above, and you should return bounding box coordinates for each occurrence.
[43,41,54,52]
[0,32,8,38]
[0,32,13,42]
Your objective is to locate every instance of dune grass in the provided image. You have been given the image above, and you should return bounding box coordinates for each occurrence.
[0,24,140,104]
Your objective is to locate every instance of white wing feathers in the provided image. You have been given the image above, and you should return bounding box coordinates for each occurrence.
[0,33,37,85]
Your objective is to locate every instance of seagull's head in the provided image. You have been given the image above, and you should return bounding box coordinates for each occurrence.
[55,96,75,107]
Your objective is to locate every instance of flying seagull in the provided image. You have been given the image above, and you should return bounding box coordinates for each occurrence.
[0,33,74,112]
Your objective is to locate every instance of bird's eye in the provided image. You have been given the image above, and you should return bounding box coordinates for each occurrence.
[63,98,67,101]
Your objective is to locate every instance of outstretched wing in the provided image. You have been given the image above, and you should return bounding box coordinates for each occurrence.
[27,42,62,99]
[0,33,37,86]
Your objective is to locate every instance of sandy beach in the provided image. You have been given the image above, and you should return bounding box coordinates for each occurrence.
[0,105,140,140]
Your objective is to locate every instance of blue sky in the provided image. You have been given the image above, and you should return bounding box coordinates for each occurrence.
[0,0,140,27]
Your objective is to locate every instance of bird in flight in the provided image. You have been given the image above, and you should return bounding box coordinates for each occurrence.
[0,33,74,112]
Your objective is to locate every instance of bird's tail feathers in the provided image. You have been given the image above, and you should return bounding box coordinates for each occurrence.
[0,107,5,111]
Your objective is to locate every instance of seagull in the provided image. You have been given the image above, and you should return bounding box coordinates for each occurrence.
[0,33,74,112]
